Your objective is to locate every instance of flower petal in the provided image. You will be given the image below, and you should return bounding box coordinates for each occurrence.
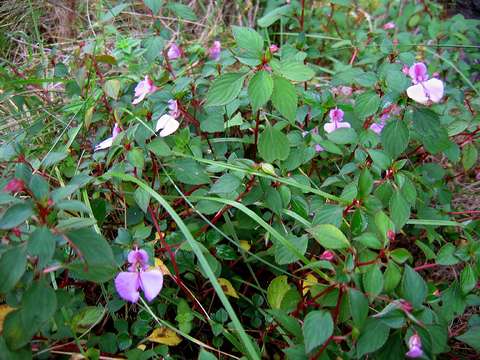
[156,114,180,137]
[406,84,429,104]
[132,92,146,105]
[324,122,337,133]
[115,272,140,303]
[336,121,351,129]
[406,346,423,358]
[139,269,164,302]
[409,63,428,84]
[94,137,114,151]
[423,78,444,103]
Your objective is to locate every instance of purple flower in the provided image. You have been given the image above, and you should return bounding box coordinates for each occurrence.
[167,43,182,60]
[132,76,157,105]
[320,250,334,261]
[370,113,389,134]
[114,248,164,303]
[315,144,324,152]
[95,124,121,151]
[324,108,350,133]
[383,22,395,30]
[208,41,221,61]
[168,99,181,118]
[406,62,444,104]
[406,333,423,358]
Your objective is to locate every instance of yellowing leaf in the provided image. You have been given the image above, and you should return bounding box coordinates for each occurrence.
[302,273,318,296]
[137,344,146,351]
[147,327,182,346]
[0,304,15,333]
[239,240,251,252]
[218,278,239,298]
[154,257,171,276]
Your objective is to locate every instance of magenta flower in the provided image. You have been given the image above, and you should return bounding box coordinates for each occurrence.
[370,113,389,134]
[114,248,164,303]
[320,250,334,261]
[315,144,324,153]
[324,108,350,133]
[402,65,410,75]
[208,40,221,61]
[383,22,395,30]
[94,123,121,151]
[132,76,157,105]
[406,62,444,104]
[269,44,279,53]
[406,333,423,358]
[3,178,25,193]
[167,43,182,60]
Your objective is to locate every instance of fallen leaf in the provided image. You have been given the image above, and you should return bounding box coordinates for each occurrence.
[218,278,239,298]
[302,273,318,296]
[147,327,182,346]
[154,257,171,276]
[0,304,15,333]
[239,240,251,252]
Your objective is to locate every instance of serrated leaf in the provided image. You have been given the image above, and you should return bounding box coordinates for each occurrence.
[206,73,245,107]
[307,224,350,249]
[303,310,333,353]
[232,26,264,58]
[248,70,273,110]
[258,125,290,162]
[271,76,297,122]
[278,60,315,82]
[381,120,409,158]
[354,92,381,119]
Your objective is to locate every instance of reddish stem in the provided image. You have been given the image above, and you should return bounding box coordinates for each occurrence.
[414,263,438,271]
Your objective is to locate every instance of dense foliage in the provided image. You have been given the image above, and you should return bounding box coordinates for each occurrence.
[1,1,480,359]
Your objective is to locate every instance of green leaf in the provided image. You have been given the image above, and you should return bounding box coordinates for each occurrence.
[257,5,291,27]
[456,326,480,352]
[209,174,241,194]
[0,246,27,293]
[354,92,381,119]
[134,187,150,213]
[258,125,290,162]
[384,261,402,292]
[326,127,357,144]
[144,0,163,14]
[248,70,273,110]
[206,73,245,107]
[363,264,384,301]
[271,76,297,122]
[231,26,264,58]
[462,143,478,170]
[275,234,308,265]
[27,227,56,269]
[278,60,315,82]
[167,3,197,21]
[412,108,450,154]
[172,159,210,185]
[389,191,410,230]
[348,288,369,328]
[267,309,302,339]
[267,276,290,309]
[401,265,427,308]
[460,265,477,294]
[143,36,165,62]
[66,227,116,283]
[356,318,390,357]
[199,349,218,360]
[307,224,350,249]
[147,138,171,157]
[104,79,120,99]
[358,169,373,199]
[0,203,33,229]
[381,120,409,158]
[42,151,68,168]
[127,148,145,170]
[303,310,334,353]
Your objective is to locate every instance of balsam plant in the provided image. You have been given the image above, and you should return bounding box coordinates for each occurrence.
[0,1,479,359]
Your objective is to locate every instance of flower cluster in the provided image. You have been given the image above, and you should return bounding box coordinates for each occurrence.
[406,62,444,104]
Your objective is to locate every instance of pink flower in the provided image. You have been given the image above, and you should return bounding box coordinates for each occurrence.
[402,65,410,75]
[370,113,389,134]
[324,108,350,133]
[320,250,334,261]
[383,22,395,30]
[339,86,353,96]
[168,99,180,118]
[94,124,121,151]
[132,76,157,105]
[315,144,324,153]
[3,178,25,193]
[406,334,423,358]
[269,44,279,53]
[406,62,444,104]
[208,40,221,61]
[114,248,163,303]
[167,43,182,60]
